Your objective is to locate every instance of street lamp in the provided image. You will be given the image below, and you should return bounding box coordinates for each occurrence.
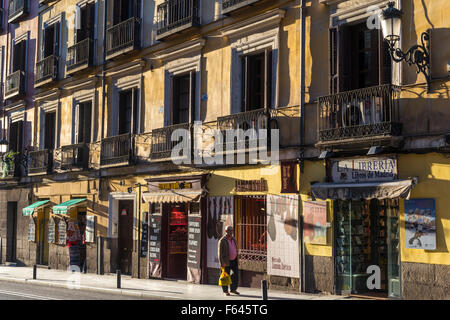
[379,2,431,92]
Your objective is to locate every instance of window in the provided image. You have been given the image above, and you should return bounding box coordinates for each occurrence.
[112,0,139,25]
[234,195,267,263]
[118,88,139,135]
[44,112,56,150]
[12,39,26,73]
[330,23,391,93]
[42,22,60,59]
[75,102,92,143]
[172,72,194,125]
[9,120,24,153]
[76,3,95,43]
[242,50,272,112]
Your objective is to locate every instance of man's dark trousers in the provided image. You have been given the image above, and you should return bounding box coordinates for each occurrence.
[222,259,238,292]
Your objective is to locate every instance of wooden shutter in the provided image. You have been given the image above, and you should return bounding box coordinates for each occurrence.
[74,103,80,143]
[265,49,272,109]
[329,28,338,94]
[84,102,92,143]
[113,0,121,25]
[53,22,60,56]
[189,71,196,123]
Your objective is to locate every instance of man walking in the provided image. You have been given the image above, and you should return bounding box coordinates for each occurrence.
[218,225,240,296]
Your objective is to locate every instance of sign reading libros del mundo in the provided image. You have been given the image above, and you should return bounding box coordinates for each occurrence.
[331,156,397,183]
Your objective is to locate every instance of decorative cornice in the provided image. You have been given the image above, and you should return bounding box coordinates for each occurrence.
[35,88,61,103]
[151,38,205,63]
[62,76,98,93]
[105,59,146,78]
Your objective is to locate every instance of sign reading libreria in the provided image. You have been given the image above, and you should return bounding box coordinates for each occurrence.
[331,156,397,183]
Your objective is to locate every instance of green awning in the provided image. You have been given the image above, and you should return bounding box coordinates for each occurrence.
[22,200,50,216]
[52,198,87,215]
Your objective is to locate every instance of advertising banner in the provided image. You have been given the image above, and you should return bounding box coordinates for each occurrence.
[304,201,327,245]
[267,195,299,278]
[405,198,436,250]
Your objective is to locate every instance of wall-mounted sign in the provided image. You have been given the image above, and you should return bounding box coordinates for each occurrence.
[149,215,162,278]
[28,218,36,242]
[85,215,95,243]
[48,218,56,243]
[158,182,193,190]
[405,198,436,250]
[140,213,149,258]
[235,178,268,192]
[304,201,327,245]
[121,209,127,216]
[331,156,397,183]
[58,220,67,245]
[281,161,297,193]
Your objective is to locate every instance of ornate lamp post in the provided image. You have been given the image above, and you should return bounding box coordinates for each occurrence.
[380,2,431,92]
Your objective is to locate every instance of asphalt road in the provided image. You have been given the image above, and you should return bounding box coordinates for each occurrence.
[0,280,152,300]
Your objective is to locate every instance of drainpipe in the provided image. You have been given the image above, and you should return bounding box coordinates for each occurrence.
[299,0,306,294]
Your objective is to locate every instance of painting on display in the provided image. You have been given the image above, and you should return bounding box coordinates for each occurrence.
[206,196,233,268]
[304,201,327,245]
[405,198,436,250]
[267,195,299,278]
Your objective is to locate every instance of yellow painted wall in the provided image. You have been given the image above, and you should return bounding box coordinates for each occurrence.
[398,153,450,266]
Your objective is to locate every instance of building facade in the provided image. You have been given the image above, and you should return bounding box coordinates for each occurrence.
[0,0,448,299]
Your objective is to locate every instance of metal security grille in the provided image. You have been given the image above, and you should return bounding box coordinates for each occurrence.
[234,195,267,263]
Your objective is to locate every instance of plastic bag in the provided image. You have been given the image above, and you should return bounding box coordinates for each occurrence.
[218,267,232,286]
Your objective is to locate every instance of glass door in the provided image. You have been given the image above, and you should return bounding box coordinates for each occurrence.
[387,199,401,298]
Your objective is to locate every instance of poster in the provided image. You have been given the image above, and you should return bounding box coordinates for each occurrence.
[85,215,95,243]
[266,195,299,278]
[331,156,397,183]
[405,198,436,250]
[304,201,327,245]
[187,215,202,283]
[206,196,233,268]
[28,218,36,242]
[149,215,162,277]
[48,218,56,243]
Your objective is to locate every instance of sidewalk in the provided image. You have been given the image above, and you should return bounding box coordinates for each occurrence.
[0,265,352,300]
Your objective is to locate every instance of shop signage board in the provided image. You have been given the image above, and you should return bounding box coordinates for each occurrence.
[58,220,67,245]
[267,195,299,278]
[158,182,192,190]
[48,218,56,243]
[28,218,36,242]
[149,215,162,277]
[206,196,233,268]
[187,216,202,269]
[85,215,95,243]
[331,156,397,183]
[235,178,268,192]
[405,198,436,250]
[304,201,327,245]
[140,213,149,258]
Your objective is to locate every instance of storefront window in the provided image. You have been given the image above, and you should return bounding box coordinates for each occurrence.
[234,195,267,262]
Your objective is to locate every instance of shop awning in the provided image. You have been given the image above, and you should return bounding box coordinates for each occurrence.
[142,189,206,203]
[22,200,50,216]
[311,179,415,200]
[52,198,87,215]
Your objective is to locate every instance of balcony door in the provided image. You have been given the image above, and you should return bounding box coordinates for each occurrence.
[113,0,140,24]
[118,88,139,135]
[12,39,26,74]
[75,102,92,144]
[172,73,195,125]
[76,3,95,43]
[42,22,60,59]
[44,112,56,150]
[9,120,24,153]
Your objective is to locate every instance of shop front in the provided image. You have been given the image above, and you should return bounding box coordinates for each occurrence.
[143,174,208,283]
[311,156,415,299]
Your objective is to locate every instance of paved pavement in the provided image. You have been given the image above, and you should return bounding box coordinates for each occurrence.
[0,265,353,300]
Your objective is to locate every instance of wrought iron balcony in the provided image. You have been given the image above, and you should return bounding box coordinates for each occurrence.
[150,123,191,161]
[5,70,26,100]
[8,0,29,24]
[28,149,53,176]
[67,38,93,74]
[106,17,140,60]
[317,84,402,148]
[217,108,269,154]
[100,133,134,167]
[35,55,58,86]
[222,0,261,15]
[156,0,200,40]
[55,143,89,171]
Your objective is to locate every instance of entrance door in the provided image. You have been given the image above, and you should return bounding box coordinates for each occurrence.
[6,202,18,262]
[118,200,134,274]
[165,203,188,280]
[38,209,50,265]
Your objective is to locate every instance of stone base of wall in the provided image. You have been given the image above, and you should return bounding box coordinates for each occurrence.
[401,262,450,300]
[305,255,334,294]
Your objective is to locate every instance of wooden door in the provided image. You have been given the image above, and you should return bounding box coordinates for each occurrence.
[118,200,134,274]
[6,202,18,262]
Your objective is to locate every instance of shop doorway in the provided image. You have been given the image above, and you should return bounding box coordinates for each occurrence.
[118,200,134,275]
[163,203,188,280]
[6,202,18,262]
[38,209,50,265]
[334,199,400,298]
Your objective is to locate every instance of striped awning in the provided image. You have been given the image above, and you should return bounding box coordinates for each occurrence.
[52,198,87,215]
[142,190,206,203]
[22,200,50,216]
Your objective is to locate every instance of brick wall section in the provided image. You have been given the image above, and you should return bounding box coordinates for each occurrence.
[305,255,334,294]
[401,262,450,299]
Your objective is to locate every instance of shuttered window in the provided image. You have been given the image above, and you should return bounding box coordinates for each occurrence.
[118,88,139,135]
[172,71,195,125]
[9,120,24,153]
[75,102,92,144]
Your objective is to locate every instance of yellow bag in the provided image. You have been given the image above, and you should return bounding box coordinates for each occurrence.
[218,267,232,286]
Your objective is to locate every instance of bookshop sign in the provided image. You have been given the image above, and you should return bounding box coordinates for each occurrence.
[331,156,397,183]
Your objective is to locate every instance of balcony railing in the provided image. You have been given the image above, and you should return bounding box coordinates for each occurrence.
[28,149,53,175]
[35,55,58,85]
[67,38,93,73]
[55,143,89,171]
[150,123,191,161]
[217,108,269,154]
[100,133,133,167]
[317,84,402,145]
[156,0,200,40]
[106,17,140,60]
[222,0,261,15]
[5,70,26,99]
[8,0,29,23]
